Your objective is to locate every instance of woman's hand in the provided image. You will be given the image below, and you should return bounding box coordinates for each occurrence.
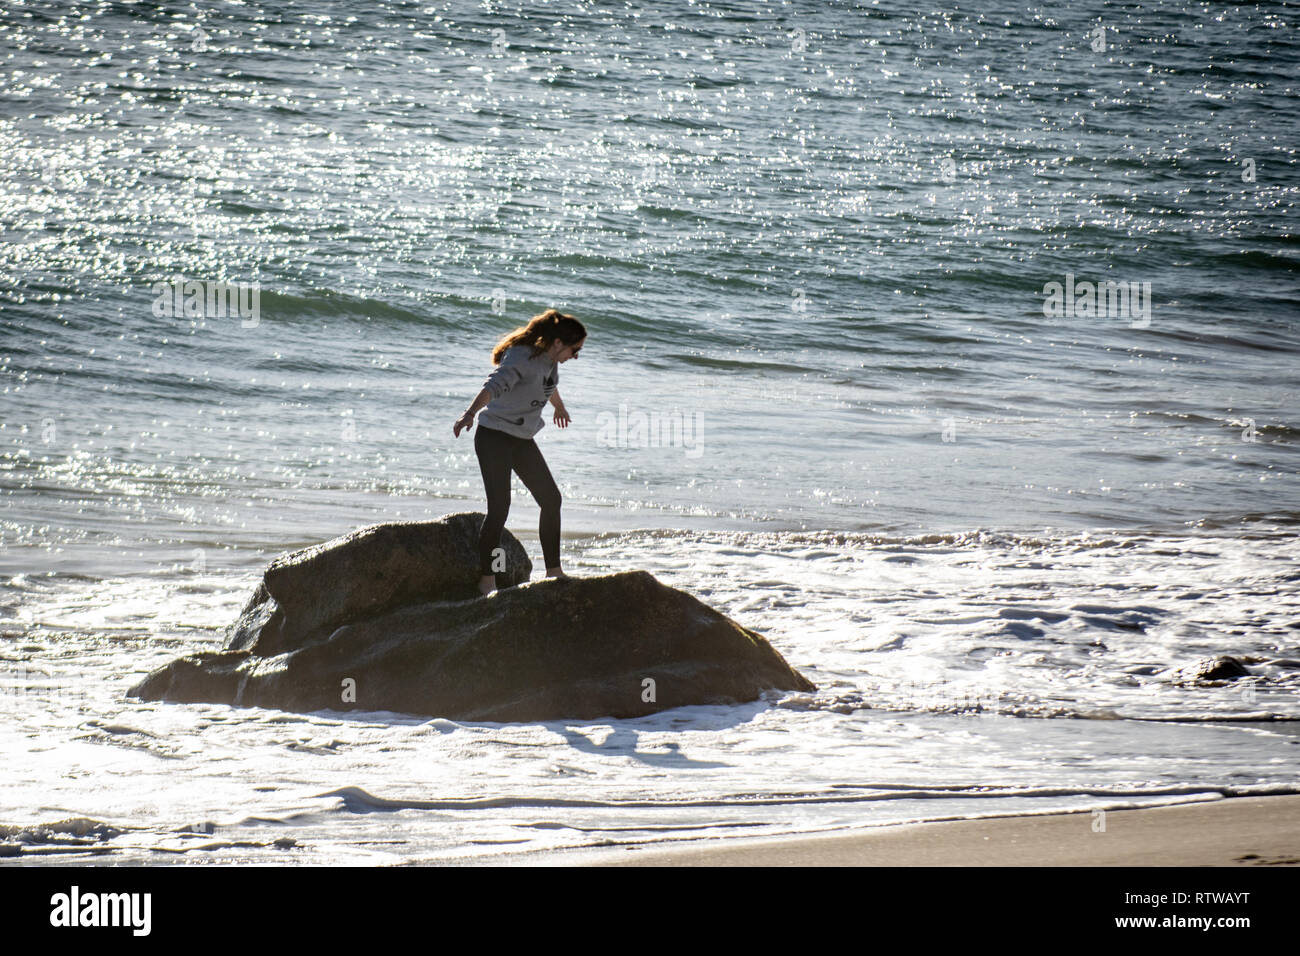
[453,410,476,437]
[552,403,571,428]
[455,388,492,437]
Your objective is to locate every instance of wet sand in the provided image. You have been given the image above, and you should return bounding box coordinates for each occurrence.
[527,795,1300,867]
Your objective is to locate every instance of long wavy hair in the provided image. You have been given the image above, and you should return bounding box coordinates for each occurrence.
[491,309,587,365]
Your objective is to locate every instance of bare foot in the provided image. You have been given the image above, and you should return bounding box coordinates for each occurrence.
[545,567,567,579]
[478,574,496,596]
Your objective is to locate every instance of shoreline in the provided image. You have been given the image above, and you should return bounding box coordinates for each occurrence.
[512,795,1300,867]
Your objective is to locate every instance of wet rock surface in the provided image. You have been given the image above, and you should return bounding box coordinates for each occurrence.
[130,514,814,720]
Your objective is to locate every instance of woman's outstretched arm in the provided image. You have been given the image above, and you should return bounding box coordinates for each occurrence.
[453,387,491,437]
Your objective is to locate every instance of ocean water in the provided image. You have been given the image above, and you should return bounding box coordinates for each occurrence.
[1,0,1298,864]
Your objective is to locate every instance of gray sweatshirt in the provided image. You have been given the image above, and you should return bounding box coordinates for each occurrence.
[476,345,558,439]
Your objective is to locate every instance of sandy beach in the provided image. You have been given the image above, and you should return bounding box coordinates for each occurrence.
[526,795,1300,867]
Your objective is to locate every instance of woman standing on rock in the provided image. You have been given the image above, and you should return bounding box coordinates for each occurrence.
[453,309,587,595]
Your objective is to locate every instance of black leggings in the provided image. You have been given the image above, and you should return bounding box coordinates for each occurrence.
[474,424,562,575]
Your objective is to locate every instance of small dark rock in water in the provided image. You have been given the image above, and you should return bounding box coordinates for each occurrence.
[130,513,814,721]
[226,512,532,657]
[1168,656,1251,685]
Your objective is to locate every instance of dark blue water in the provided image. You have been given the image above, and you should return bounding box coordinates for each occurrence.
[3,0,1297,575]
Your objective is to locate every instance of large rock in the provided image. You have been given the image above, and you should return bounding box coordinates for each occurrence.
[130,518,814,721]
[225,512,531,657]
